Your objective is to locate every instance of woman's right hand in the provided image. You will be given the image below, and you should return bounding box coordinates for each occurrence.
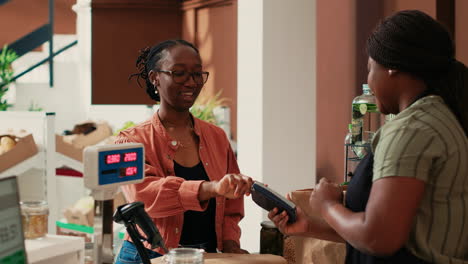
[214,173,253,199]
[268,195,310,236]
[199,174,253,201]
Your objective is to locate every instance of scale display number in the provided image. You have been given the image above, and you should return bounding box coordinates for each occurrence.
[124,152,137,162]
[121,167,138,177]
[105,152,138,165]
[98,147,143,185]
[106,154,121,164]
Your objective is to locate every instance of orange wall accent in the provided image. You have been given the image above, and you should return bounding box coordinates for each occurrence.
[382,0,436,17]
[456,0,468,64]
[91,0,182,104]
[92,0,237,140]
[316,0,440,184]
[0,0,76,47]
[182,0,238,140]
[316,0,359,183]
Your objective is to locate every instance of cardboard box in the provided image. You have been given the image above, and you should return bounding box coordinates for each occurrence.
[63,191,127,227]
[63,206,94,227]
[289,187,347,223]
[56,122,112,162]
[289,188,324,224]
[0,133,38,173]
[284,236,346,264]
[286,188,347,264]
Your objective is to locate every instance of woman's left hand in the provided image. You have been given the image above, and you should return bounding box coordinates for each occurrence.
[222,240,249,254]
[310,178,343,214]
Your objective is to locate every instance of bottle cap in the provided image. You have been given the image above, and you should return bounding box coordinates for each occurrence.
[261,220,277,229]
[362,84,370,93]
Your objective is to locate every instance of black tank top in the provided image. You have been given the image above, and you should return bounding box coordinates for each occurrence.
[174,161,217,253]
[344,153,429,264]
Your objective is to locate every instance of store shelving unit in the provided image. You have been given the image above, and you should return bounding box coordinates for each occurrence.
[344,142,371,182]
[0,111,57,234]
[55,152,84,173]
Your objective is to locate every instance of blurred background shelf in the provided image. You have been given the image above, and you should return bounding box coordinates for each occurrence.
[0,111,57,234]
[0,152,44,179]
[25,234,84,264]
[56,152,83,172]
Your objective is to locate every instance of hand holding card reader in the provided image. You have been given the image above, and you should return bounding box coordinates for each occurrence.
[251,181,297,223]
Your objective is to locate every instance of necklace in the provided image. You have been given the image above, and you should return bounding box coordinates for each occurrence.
[158,111,196,149]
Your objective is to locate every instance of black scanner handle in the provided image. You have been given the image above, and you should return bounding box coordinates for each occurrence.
[133,205,165,250]
[113,202,168,264]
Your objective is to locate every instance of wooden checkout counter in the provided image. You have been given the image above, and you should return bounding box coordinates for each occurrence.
[151,253,286,264]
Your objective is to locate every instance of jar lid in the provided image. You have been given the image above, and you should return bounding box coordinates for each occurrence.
[260,220,277,229]
[20,200,49,215]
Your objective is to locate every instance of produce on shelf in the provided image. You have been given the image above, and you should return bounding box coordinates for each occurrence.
[56,121,113,162]
[0,129,38,173]
[63,122,97,136]
[0,135,16,154]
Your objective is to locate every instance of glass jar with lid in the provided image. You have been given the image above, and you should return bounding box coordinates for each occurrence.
[162,248,204,264]
[260,220,284,256]
[20,200,49,239]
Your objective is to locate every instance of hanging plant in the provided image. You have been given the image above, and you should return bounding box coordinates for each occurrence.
[0,45,18,111]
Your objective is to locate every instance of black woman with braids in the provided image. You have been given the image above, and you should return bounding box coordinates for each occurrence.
[114,39,252,264]
[269,10,468,264]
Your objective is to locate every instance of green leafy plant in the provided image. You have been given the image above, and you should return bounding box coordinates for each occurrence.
[112,91,228,134]
[0,45,18,111]
[28,101,43,112]
[190,90,228,125]
[113,121,137,136]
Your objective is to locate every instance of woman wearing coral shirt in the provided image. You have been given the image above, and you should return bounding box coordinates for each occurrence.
[115,39,253,264]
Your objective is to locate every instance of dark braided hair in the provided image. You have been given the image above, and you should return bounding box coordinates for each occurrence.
[367,10,468,136]
[130,39,200,102]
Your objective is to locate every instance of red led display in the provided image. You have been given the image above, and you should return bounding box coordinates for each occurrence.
[124,167,137,176]
[124,152,138,162]
[106,154,121,164]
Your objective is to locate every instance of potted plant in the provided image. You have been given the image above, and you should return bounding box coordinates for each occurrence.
[190,90,228,125]
[0,45,18,111]
[112,91,228,137]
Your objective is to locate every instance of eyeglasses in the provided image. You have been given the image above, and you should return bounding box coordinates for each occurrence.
[157,70,209,85]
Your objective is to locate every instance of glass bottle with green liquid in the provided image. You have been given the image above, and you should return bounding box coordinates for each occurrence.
[351,84,380,153]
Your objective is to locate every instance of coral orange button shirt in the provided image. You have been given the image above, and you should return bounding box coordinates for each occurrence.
[115,113,244,254]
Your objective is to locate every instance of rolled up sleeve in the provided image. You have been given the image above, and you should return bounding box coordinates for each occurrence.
[115,135,207,219]
[222,142,244,244]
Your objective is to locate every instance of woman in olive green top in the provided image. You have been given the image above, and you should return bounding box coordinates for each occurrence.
[269,10,468,264]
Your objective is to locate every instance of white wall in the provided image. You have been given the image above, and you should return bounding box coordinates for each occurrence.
[237,0,317,252]
[237,0,265,252]
[10,35,87,133]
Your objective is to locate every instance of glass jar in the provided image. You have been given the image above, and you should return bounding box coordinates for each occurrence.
[260,220,283,256]
[20,200,49,239]
[162,248,204,264]
[84,242,94,264]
